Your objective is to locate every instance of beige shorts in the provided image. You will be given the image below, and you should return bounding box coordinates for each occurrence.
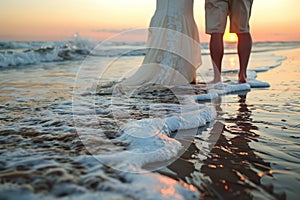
[205,0,253,34]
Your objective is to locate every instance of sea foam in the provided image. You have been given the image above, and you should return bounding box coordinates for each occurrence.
[1,39,294,200]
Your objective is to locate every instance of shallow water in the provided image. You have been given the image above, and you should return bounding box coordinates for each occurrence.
[158,48,300,199]
[0,41,299,199]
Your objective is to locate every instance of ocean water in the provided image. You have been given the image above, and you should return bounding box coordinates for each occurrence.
[0,36,300,200]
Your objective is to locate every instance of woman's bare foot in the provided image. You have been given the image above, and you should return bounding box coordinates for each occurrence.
[190,79,197,85]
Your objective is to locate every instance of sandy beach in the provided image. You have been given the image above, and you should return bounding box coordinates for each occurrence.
[0,41,299,199]
[1,0,300,199]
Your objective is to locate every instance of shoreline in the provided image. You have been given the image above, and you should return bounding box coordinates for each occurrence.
[156,47,300,199]
[0,42,299,200]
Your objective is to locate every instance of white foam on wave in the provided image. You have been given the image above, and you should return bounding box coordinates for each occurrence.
[194,82,251,101]
[92,101,215,170]
[247,79,270,88]
[0,48,64,67]
[194,54,287,101]
[69,90,216,198]
[0,41,47,49]
[75,155,200,200]
[121,170,199,200]
[71,93,217,199]
[0,151,199,200]
[0,35,96,67]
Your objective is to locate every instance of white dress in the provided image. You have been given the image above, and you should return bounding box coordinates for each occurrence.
[115,0,201,94]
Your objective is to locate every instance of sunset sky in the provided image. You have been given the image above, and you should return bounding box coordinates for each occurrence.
[0,0,299,42]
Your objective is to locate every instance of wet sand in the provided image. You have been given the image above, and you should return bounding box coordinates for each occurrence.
[0,46,299,199]
[157,48,300,199]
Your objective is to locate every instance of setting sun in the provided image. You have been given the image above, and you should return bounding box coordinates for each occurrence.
[224,32,238,43]
[0,0,300,41]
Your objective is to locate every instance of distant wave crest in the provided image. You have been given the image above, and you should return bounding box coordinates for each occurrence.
[1,35,300,68]
[0,34,95,67]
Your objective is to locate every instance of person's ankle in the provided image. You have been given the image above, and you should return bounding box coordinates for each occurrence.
[238,71,247,83]
[238,75,247,83]
[238,78,247,83]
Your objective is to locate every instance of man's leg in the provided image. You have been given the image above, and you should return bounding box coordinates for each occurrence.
[205,0,228,83]
[237,33,252,83]
[230,0,253,83]
[210,33,224,83]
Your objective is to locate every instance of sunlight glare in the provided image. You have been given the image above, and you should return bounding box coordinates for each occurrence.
[224,33,238,43]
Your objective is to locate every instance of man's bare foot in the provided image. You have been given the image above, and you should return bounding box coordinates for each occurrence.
[238,75,247,83]
[238,73,247,83]
[238,79,247,83]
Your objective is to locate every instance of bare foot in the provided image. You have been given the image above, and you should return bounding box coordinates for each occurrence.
[238,79,247,83]
[190,80,197,85]
[238,72,247,83]
[207,78,222,84]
